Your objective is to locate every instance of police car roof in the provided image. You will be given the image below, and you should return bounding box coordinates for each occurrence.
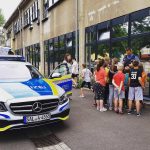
[0,55,25,62]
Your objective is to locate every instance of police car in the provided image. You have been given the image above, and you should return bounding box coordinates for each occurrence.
[0,55,72,131]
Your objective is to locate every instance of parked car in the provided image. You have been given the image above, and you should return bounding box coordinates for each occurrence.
[0,55,72,131]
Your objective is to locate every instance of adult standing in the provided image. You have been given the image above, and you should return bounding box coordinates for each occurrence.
[63,53,72,74]
[123,48,139,67]
[94,59,107,112]
[72,58,79,87]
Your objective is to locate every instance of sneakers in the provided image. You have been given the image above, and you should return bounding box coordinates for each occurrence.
[136,113,141,117]
[100,107,107,112]
[128,110,142,117]
[79,95,85,98]
[127,110,132,115]
[109,107,113,111]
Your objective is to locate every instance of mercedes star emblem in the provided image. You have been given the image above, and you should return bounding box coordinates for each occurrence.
[32,102,42,113]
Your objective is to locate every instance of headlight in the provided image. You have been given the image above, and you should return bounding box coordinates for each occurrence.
[0,102,7,112]
[59,94,68,105]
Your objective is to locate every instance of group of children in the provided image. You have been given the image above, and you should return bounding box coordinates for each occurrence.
[79,58,147,117]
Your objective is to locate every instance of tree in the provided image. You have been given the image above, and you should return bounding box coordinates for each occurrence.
[0,9,5,27]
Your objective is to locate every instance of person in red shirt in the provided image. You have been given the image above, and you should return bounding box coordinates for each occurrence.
[94,59,107,112]
[112,63,125,114]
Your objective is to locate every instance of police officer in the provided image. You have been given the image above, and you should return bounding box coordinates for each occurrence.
[123,48,139,67]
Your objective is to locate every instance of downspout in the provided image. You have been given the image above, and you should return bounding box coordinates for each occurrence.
[75,0,79,61]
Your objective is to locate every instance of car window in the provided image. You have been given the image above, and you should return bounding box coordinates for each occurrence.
[0,63,31,81]
[0,63,43,81]
[26,65,43,79]
[53,64,69,76]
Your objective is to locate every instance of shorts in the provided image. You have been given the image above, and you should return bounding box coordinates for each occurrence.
[94,82,105,100]
[72,74,78,78]
[128,87,143,101]
[81,81,91,89]
[114,88,125,100]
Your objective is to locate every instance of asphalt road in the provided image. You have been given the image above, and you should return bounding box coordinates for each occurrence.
[0,89,150,150]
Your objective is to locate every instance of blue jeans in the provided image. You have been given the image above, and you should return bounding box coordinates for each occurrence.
[108,84,114,108]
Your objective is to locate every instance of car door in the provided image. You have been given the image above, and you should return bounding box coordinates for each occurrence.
[50,63,72,96]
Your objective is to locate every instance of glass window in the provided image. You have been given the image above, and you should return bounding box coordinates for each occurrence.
[43,0,49,18]
[98,29,110,41]
[112,15,129,38]
[25,47,31,63]
[49,40,54,73]
[85,26,97,44]
[49,0,53,7]
[54,38,60,67]
[131,8,150,35]
[44,41,49,76]
[53,64,68,76]
[53,0,59,4]
[131,35,150,56]
[97,21,110,42]
[112,40,128,61]
[34,44,40,69]
[59,35,66,63]
[30,7,33,24]
[66,33,74,58]
[97,43,110,58]
[0,64,32,81]
[85,45,97,71]
[66,38,72,48]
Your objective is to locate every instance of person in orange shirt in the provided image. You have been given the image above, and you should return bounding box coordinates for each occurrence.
[139,63,147,88]
[94,59,107,112]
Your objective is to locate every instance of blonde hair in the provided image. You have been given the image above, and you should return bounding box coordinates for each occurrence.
[117,63,124,71]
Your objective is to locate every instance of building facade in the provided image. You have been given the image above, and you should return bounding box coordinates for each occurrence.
[4,0,150,96]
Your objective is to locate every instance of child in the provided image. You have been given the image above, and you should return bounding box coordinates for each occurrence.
[72,58,79,87]
[139,63,147,88]
[112,63,125,114]
[128,61,144,117]
[124,66,130,108]
[80,64,92,98]
[108,58,118,110]
[94,59,107,112]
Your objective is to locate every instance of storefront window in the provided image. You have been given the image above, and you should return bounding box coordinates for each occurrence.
[112,15,129,38]
[98,29,110,41]
[112,40,128,61]
[131,8,150,35]
[85,45,97,71]
[97,21,110,42]
[85,26,97,44]
[97,43,110,58]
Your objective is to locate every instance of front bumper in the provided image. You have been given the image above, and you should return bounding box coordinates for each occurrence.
[0,101,70,132]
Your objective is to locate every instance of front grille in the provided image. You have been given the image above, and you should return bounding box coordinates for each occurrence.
[10,99,59,115]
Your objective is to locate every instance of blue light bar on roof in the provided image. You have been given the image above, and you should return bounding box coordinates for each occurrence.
[0,55,25,62]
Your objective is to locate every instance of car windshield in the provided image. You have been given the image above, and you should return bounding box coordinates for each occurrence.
[0,63,43,82]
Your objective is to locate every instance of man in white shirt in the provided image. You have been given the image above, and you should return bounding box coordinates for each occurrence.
[72,58,79,87]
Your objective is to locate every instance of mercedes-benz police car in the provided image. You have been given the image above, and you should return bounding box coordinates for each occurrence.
[0,55,72,131]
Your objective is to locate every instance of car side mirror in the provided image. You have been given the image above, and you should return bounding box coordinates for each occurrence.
[50,73,62,79]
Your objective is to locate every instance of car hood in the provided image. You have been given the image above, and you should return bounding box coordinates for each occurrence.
[0,79,64,101]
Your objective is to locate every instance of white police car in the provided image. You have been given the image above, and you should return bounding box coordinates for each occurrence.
[0,55,72,131]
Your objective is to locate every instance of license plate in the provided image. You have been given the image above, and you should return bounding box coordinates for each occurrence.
[24,113,51,123]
